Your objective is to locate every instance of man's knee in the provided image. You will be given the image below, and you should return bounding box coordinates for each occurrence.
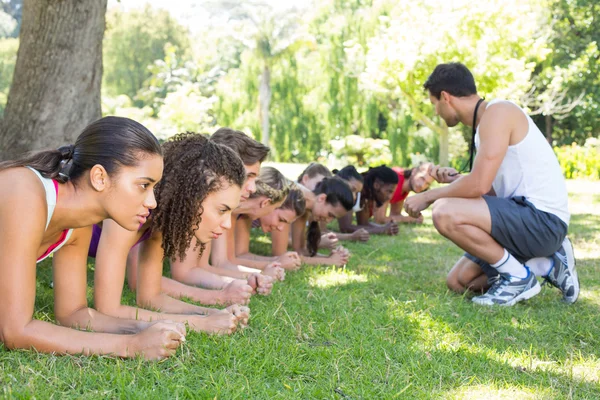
[432,198,455,234]
[446,274,465,293]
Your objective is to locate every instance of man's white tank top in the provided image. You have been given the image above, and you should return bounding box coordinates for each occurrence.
[27,167,75,263]
[475,99,570,225]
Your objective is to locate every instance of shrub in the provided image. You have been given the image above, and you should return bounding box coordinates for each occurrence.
[554,138,600,180]
[329,135,393,168]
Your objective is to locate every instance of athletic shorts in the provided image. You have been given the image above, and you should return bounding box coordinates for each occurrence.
[464,195,568,278]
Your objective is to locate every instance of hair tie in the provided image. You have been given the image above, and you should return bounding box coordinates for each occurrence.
[58,144,75,160]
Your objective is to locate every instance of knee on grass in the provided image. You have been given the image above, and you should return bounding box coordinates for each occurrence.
[446,273,467,293]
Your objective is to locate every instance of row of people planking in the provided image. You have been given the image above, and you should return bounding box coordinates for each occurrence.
[0,62,578,361]
[0,119,432,361]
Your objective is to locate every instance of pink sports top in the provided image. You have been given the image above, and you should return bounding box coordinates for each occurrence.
[27,167,74,263]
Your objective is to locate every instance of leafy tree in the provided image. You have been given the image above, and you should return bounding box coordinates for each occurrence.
[103,6,190,102]
[0,37,17,115]
[0,0,21,37]
[529,0,600,145]
[362,0,549,166]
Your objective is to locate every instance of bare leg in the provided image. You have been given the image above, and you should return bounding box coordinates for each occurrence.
[432,198,504,264]
[447,256,490,294]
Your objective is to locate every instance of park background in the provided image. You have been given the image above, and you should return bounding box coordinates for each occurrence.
[0,1,599,399]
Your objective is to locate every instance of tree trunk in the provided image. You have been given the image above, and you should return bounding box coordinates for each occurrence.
[0,0,107,160]
[438,118,449,166]
[258,64,271,148]
[545,114,553,144]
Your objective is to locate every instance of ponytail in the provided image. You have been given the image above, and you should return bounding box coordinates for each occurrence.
[307,221,321,256]
[0,116,162,184]
[306,177,353,256]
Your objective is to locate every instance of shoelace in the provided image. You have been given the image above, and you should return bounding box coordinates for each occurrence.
[487,276,510,296]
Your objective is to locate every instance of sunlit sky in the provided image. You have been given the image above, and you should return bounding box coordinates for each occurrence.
[107,0,311,33]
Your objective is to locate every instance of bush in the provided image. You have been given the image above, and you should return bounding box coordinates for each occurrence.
[554,138,600,180]
[329,135,393,168]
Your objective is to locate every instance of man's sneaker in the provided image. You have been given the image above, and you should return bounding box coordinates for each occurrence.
[543,237,579,304]
[487,273,500,287]
[473,268,541,306]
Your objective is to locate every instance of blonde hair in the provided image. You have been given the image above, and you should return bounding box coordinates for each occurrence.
[251,166,290,203]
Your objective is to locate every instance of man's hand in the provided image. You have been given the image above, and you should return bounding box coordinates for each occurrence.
[429,165,461,184]
[404,193,434,218]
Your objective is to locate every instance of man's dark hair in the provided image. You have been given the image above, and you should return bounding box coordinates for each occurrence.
[423,62,477,99]
[210,127,270,165]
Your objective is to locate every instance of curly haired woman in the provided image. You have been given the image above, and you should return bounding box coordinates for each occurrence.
[92,133,250,335]
[172,167,293,289]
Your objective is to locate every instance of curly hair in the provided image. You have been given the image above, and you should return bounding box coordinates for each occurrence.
[152,132,246,261]
[362,166,398,207]
[250,167,290,204]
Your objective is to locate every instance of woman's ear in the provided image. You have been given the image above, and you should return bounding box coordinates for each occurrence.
[260,198,272,208]
[89,164,109,192]
[301,175,309,186]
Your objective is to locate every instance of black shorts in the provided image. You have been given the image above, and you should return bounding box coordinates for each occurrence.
[464,195,568,278]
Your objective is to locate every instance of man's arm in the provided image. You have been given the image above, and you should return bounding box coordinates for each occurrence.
[408,104,514,210]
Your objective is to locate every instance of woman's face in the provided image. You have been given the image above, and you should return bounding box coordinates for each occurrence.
[245,196,284,220]
[375,182,397,204]
[410,163,435,193]
[301,173,326,191]
[347,178,363,201]
[194,183,242,244]
[259,208,298,233]
[312,195,348,223]
[104,154,163,231]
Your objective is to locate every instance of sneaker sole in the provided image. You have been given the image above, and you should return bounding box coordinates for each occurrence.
[562,237,579,304]
[472,280,542,307]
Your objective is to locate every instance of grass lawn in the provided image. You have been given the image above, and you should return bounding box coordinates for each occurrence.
[1,179,599,399]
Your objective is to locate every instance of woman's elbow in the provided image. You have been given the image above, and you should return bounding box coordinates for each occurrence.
[0,322,28,349]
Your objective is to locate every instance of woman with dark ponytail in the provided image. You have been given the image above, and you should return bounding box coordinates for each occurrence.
[271,177,354,265]
[338,165,401,235]
[0,116,186,360]
[326,166,371,242]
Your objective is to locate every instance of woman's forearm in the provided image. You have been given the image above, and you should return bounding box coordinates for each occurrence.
[213,259,262,278]
[236,252,277,269]
[57,306,147,334]
[299,255,337,266]
[138,291,213,316]
[3,318,132,357]
[171,265,232,290]
[161,276,226,305]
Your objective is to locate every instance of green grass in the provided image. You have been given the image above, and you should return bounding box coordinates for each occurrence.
[2,181,599,399]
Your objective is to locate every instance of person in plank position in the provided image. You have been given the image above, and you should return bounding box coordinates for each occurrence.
[0,117,185,360]
[373,163,435,225]
[404,62,578,306]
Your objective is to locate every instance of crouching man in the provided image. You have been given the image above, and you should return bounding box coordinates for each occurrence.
[404,62,578,306]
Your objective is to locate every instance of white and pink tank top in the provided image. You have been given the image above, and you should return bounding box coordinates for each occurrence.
[27,167,74,263]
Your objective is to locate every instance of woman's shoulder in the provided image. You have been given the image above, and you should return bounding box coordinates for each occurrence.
[0,167,46,206]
